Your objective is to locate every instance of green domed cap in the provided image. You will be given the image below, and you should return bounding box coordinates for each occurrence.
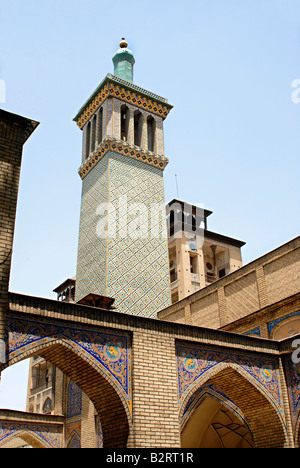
[112,38,135,83]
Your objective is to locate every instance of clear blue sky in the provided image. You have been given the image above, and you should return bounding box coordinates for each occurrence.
[0,0,299,410]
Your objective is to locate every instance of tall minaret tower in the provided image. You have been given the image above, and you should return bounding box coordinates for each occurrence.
[74,39,173,318]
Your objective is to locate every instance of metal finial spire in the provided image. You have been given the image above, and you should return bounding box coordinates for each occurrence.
[119,38,128,48]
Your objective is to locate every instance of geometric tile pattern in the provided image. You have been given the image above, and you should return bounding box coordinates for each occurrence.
[176,342,285,427]
[75,150,171,318]
[75,77,172,130]
[6,314,132,417]
[75,154,109,302]
[78,136,169,179]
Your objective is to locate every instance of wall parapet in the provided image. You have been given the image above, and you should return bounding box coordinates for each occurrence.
[7,291,287,357]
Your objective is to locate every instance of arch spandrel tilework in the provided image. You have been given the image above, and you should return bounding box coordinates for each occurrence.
[176,342,285,427]
[5,314,132,417]
[0,422,62,448]
[66,420,81,448]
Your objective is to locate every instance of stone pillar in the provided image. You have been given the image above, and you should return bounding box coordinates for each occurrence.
[177,235,192,300]
[82,124,88,164]
[141,112,148,150]
[112,98,121,139]
[106,97,113,137]
[197,248,206,289]
[155,116,164,156]
[96,107,103,146]
[127,108,135,145]
[0,110,38,350]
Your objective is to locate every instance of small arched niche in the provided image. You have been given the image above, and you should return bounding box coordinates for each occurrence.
[134,110,143,147]
[147,115,156,152]
[120,105,130,142]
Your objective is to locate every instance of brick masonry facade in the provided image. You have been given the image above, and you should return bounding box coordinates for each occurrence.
[0,291,299,448]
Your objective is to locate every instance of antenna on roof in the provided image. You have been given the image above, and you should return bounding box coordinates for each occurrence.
[175,174,179,199]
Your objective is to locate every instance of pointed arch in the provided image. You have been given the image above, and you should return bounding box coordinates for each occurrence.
[3,331,132,448]
[147,115,156,152]
[120,104,130,142]
[0,428,58,448]
[134,110,143,147]
[67,432,81,448]
[180,361,288,448]
[181,382,250,433]
[42,397,52,414]
[181,394,254,448]
[85,121,91,159]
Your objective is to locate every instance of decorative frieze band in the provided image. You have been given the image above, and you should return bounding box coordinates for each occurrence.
[76,82,171,130]
[78,136,169,179]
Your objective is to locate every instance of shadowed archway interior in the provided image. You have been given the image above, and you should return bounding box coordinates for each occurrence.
[36,342,130,448]
[181,367,287,448]
[182,396,254,448]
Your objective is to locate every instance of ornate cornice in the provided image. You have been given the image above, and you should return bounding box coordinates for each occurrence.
[74,75,172,130]
[78,136,169,179]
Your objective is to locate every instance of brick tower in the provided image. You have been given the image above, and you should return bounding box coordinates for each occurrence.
[74,39,173,318]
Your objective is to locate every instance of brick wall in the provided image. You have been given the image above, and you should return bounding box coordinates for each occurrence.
[130,330,180,447]
[158,236,300,337]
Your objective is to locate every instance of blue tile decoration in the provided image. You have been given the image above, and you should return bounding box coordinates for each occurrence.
[268,311,300,337]
[67,381,82,418]
[75,80,171,130]
[65,420,81,448]
[0,421,62,448]
[176,342,285,427]
[284,355,300,430]
[76,149,171,317]
[243,327,261,337]
[6,314,132,418]
[96,416,103,448]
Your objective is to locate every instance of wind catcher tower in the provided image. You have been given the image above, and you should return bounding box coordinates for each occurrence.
[73,39,173,318]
